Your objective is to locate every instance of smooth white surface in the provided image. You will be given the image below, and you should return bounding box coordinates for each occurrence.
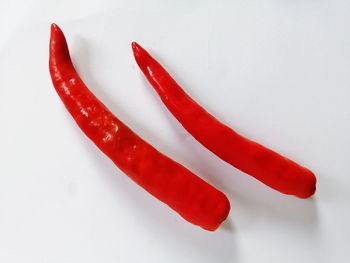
[0,0,349,262]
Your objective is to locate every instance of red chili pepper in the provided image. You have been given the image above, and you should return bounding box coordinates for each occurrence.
[132,42,316,199]
[49,24,230,231]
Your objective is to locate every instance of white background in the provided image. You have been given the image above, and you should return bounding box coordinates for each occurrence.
[0,0,349,262]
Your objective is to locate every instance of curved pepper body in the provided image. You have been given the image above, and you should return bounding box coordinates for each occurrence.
[132,42,316,199]
[49,24,230,231]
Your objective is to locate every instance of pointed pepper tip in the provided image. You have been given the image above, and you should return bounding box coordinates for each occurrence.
[131,41,141,54]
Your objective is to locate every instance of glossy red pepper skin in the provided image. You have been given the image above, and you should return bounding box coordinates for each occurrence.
[49,24,230,231]
[132,42,316,199]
